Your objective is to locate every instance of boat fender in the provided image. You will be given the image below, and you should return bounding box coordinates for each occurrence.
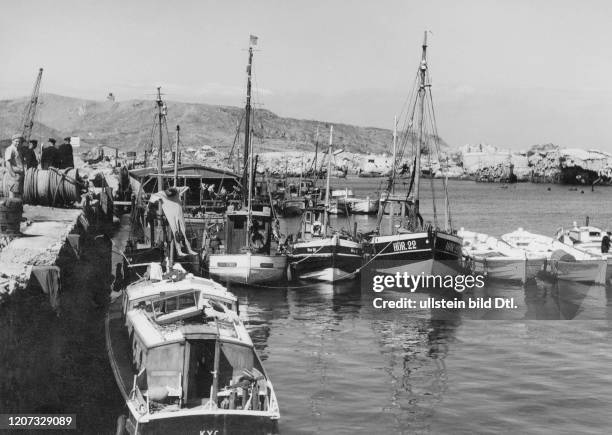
[286,263,294,281]
[115,415,127,435]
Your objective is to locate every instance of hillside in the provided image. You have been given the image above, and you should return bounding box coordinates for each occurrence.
[0,93,448,155]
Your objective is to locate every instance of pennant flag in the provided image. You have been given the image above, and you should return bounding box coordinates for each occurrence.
[249,34,258,47]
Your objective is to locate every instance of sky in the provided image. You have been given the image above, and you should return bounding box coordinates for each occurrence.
[2,0,612,150]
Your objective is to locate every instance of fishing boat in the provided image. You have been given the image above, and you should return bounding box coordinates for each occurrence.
[108,123,280,433]
[202,36,287,285]
[341,195,379,215]
[106,264,280,434]
[458,228,546,283]
[502,228,607,284]
[555,221,612,281]
[288,126,363,282]
[366,33,463,279]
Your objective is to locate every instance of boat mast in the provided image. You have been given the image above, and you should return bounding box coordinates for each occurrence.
[323,125,333,236]
[156,86,164,192]
[173,125,180,187]
[313,126,319,177]
[392,115,397,195]
[248,129,254,211]
[242,37,255,203]
[413,31,428,228]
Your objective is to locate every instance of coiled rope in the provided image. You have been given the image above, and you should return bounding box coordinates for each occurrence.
[24,168,83,206]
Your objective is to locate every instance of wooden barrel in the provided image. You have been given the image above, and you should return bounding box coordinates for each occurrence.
[0,198,23,234]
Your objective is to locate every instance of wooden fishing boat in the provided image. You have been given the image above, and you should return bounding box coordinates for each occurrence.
[555,221,612,281]
[288,126,363,282]
[366,33,462,280]
[201,36,287,285]
[458,228,545,283]
[205,206,287,285]
[106,264,280,434]
[502,228,607,285]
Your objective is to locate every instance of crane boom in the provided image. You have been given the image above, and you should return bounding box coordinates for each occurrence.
[20,68,43,143]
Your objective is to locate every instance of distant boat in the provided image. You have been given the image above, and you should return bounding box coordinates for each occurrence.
[106,265,280,434]
[458,228,545,283]
[345,196,379,215]
[502,228,607,284]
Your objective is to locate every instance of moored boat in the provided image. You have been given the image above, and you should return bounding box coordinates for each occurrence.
[344,196,379,215]
[555,221,612,281]
[205,206,287,285]
[366,33,463,281]
[458,228,545,283]
[502,228,607,285]
[202,36,287,285]
[106,264,280,434]
[288,126,363,282]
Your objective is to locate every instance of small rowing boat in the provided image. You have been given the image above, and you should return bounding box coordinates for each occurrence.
[502,228,607,285]
[458,228,545,283]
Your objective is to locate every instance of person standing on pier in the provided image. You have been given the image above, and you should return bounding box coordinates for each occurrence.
[57,136,74,169]
[22,139,39,169]
[40,138,59,169]
[4,133,25,198]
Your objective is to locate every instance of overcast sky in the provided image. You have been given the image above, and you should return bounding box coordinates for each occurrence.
[2,0,612,150]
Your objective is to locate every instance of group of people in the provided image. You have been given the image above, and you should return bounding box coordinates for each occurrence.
[3,134,75,198]
[200,183,241,201]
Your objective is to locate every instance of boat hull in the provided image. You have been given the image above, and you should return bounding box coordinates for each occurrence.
[280,199,305,217]
[123,412,278,435]
[550,258,607,285]
[367,230,463,280]
[289,236,363,282]
[208,254,287,285]
[349,198,379,215]
[466,256,545,283]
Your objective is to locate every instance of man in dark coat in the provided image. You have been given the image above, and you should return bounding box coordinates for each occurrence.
[21,139,39,169]
[40,138,59,169]
[57,136,74,169]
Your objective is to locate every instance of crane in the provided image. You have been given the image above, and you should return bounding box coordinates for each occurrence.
[20,68,43,144]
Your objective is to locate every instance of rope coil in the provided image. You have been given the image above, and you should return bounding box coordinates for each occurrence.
[23,168,83,206]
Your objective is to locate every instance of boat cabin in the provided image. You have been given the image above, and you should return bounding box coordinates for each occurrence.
[299,206,326,240]
[129,164,240,212]
[378,194,417,234]
[220,206,274,255]
[121,277,275,413]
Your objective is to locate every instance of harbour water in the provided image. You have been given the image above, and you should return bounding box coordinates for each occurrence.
[3,178,612,434]
[235,178,612,434]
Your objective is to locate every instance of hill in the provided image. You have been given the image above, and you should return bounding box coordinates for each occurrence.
[0,93,448,155]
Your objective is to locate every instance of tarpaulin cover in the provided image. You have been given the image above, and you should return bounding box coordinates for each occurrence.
[149,187,196,257]
[31,265,60,310]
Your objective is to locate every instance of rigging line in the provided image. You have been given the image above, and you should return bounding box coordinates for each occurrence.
[227,111,245,165]
[395,89,420,167]
[426,84,453,228]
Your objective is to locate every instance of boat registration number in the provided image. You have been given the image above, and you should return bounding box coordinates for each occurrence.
[392,240,417,252]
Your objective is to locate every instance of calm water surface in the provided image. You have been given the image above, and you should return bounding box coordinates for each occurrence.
[4,178,612,434]
[232,178,612,434]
